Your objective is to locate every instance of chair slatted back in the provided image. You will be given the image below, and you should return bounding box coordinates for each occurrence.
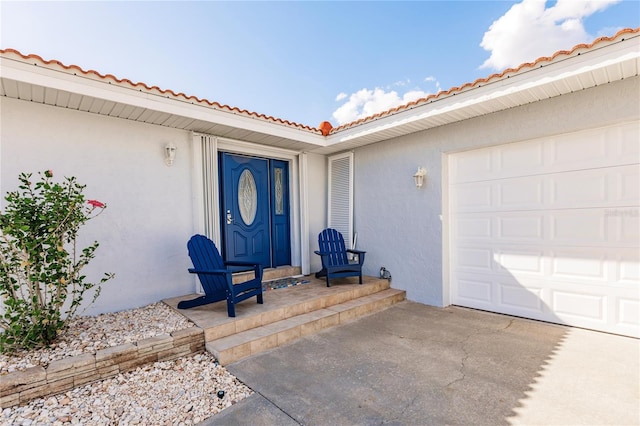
[188,234,227,291]
[318,228,349,267]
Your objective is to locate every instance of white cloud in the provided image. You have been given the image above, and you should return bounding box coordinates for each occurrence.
[335,92,348,102]
[332,77,442,125]
[393,79,411,87]
[479,0,619,71]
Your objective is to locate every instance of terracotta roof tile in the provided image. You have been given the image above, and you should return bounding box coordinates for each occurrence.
[2,27,637,137]
[0,48,323,135]
[330,27,640,133]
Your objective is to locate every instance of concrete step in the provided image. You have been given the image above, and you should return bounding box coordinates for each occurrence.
[206,288,406,365]
[200,278,391,343]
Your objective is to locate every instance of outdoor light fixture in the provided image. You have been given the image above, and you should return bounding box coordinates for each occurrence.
[413,167,426,188]
[165,143,177,166]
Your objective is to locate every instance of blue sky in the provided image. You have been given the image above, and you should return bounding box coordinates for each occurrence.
[1,1,638,128]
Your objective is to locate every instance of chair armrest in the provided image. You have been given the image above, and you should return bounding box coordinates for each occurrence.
[314,250,329,256]
[347,249,366,255]
[224,261,262,274]
[188,268,231,275]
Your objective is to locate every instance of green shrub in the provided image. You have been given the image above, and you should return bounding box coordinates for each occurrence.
[0,170,114,353]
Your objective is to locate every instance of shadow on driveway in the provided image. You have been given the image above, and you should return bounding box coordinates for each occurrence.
[202,301,639,425]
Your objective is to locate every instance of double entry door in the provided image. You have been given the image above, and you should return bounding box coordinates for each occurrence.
[219,152,291,268]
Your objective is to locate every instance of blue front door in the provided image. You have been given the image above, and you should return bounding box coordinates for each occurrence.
[220,153,271,267]
[270,159,291,267]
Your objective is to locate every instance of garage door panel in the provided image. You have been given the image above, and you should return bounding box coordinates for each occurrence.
[452,165,638,213]
[499,283,545,313]
[450,123,639,185]
[550,171,607,206]
[455,182,492,210]
[495,249,544,274]
[548,165,639,209]
[454,249,634,291]
[498,177,544,209]
[619,214,639,245]
[619,165,639,202]
[450,149,492,183]
[550,210,608,246]
[498,215,545,241]
[449,121,639,337]
[455,210,636,247]
[617,298,639,328]
[618,123,640,157]
[455,247,493,272]
[454,216,492,240]
[497,141,545,176]
[618,253,640,282]
[548,132,608,171]
[551,290,606,321]
[550,249,608,281]
[456,276,493,305]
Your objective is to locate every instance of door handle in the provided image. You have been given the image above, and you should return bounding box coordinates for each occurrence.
[226,210,233,225]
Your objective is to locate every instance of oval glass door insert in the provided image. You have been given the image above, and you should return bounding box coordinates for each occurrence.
[238,169,257,225]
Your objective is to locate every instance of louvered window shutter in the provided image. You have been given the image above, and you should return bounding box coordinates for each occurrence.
[200,135,219,242]
[328,152,354,249]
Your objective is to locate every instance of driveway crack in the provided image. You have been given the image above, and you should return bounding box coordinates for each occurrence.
[445,333,471,389]
[383,393,420,424]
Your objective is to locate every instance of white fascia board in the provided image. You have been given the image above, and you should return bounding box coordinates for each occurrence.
[0,57,327,147]
[327,35,640,145]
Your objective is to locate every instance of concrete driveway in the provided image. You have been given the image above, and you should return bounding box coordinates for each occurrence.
[201,301,639,425]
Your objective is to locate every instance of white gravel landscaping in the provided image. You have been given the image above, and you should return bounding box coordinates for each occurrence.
[0,302,195,375]
[0,303,253,425]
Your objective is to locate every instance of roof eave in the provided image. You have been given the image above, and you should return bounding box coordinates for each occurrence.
[0,54,327,149]
[313,32,639,155]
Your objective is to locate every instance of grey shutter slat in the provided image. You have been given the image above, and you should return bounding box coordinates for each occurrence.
[328,152,354,249]
[201,135,219,241]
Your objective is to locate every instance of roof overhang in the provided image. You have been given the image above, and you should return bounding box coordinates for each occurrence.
[318,32,640,155]
[0,53,327,152]
[1,31,638,155]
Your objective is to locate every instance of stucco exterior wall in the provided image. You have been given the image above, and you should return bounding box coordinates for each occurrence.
[305,152,328,273]
[1,97,197,315]
[0,97,328,314]
[353,76,640,307]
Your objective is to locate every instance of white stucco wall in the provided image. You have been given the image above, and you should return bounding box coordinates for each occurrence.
[353,76,640,307]
[305,152,328,274]
[1,98,197,315]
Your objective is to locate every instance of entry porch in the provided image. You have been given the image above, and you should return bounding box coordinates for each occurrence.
[163,268,405,365]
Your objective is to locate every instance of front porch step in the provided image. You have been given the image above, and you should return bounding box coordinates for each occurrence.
[206,288,406,365]
[197,277,391,343]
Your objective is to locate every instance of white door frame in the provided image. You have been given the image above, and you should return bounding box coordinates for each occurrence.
[191,132,308,273]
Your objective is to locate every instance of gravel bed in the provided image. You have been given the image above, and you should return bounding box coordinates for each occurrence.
[1,352,252,425]
[0,303,254,425]
[0,303,195,374]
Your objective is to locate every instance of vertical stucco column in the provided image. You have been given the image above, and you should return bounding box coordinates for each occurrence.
[299,152,310,275]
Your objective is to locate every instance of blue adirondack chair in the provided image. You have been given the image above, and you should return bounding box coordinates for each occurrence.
[177,234,264,317]
[314,228,366,287]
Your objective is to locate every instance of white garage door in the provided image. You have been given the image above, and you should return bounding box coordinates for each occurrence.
[448,122,639,338]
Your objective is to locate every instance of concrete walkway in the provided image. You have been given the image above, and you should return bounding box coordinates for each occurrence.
[200,301,639,425]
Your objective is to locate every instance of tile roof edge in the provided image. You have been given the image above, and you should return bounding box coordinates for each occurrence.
[2,27,638,138]
[329,27,640,134]
[0,48,324,135]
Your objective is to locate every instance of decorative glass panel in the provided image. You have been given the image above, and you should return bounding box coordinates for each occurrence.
[275,167,284,215]
[238,169,257,225]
